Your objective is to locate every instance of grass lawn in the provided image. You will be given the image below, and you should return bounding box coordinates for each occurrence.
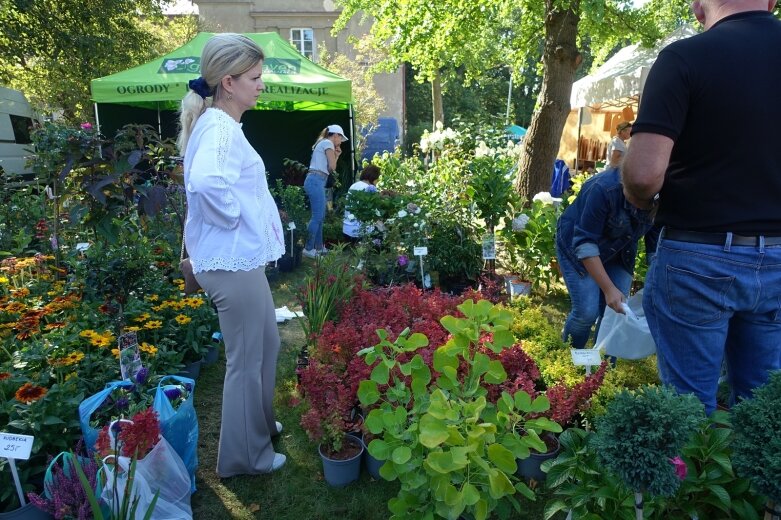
[190,261,568,519]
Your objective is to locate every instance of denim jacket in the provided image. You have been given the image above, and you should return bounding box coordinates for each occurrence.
[556,168,658,277]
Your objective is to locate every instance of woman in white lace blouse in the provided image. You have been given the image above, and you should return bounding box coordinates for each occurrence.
[178,33,287,477]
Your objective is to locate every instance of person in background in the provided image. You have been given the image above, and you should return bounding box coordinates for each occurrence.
[622,0,781,415]
[303,124,348,258]
[178,33,286,477]
[555,167,658,349]
[343,164,381,241]
[606,121,632,168]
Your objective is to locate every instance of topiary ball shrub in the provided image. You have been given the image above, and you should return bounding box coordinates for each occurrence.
[591,385,706,497]
[731,370,781,503]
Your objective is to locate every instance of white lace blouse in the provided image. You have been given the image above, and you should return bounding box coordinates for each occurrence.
[183,108,285,274]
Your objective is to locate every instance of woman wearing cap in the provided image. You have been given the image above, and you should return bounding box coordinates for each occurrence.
[606,121,632,168]
[303,124,348,258]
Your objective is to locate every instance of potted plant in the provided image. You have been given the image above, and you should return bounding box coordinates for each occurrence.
[270,180,308,271]
[357,300,562,520]
[315,411,365,488]
[281,158,308,186]
[591,385,706,520]
[731,370,781,520]
[428,222,483,294]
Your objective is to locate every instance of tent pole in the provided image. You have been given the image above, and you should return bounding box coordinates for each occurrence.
[575,107,583,175]
[157,102,162,137]
[94,103,101,135]
[505,74,513,126]
[349,105,356,179]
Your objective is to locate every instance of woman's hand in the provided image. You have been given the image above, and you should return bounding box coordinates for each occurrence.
[334,144,342,157]
[604,285,626,314]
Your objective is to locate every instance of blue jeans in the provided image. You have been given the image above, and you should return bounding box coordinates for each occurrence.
[304,173,326,250]
[557,242,633,349]
[644,234,781,415]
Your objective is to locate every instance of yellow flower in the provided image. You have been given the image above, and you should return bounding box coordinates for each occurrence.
[80,329,98,339]
[66,351,85,365]
[111,348,120,358]
[0,276,8,284]
[184,297,205,309]
[125,326,141,332]
[175,314,192,325]
[134,313,151,323]
[146,294,160,302]
[144,320,162,330]
[65,372,78,381]
[139,342,158,355]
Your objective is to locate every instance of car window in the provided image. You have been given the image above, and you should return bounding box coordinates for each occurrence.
[10,114,33,144]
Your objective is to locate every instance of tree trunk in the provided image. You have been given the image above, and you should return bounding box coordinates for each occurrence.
[514,2,582,202]
[431,71,444,128]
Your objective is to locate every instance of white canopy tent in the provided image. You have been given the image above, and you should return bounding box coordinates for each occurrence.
[565,25,698,173]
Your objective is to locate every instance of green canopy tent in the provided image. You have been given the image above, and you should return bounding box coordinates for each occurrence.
[91,32,354,178]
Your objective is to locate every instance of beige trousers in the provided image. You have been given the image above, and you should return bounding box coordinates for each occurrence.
[195,266,280,477]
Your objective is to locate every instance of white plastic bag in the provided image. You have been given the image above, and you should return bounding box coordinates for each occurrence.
[595,289,656,360]
[100,435,193,520]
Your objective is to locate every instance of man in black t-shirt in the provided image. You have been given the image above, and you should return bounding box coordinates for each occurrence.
[622,0,781,415]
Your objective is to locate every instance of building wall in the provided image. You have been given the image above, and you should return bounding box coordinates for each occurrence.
[194,0,404,142]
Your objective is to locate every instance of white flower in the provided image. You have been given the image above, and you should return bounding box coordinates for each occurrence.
[375,209,381,217]
[533,192,555,205]
[512,214,531,231]
[406,180,415,187]
[397,210,408,218]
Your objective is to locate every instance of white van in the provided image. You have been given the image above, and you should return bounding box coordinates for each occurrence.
[0,86,38,180]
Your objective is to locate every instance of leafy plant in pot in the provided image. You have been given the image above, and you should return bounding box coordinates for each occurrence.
[731,370,781,520]
[357,300,562,520]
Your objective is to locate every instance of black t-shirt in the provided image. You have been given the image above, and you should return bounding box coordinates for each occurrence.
[632,11,781,234]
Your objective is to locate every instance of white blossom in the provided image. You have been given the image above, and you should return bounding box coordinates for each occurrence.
[512,214,531,231]
[397,210,408,218]
[532,192,562,205]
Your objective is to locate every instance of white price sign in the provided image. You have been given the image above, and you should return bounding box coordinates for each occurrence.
[570,348,602,367]
[413,246,428,256]
[0,433,34,460]
[287,221,296,230]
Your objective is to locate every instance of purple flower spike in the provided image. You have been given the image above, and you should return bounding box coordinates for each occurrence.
[114,397,130,410]
[165,387,181,400]
[135,367,149,385]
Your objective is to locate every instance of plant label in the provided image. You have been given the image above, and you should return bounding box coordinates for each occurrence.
[414,246,428,256]
[288,221,296,230]
[482,234,496,260]
[0,432,34,460]
[118,331,143,381]
[570,348,602,366]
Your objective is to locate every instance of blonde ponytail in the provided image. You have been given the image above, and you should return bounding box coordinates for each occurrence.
[177,90,209,154]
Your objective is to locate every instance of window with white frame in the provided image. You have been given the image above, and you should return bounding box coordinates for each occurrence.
[290,28,315,61]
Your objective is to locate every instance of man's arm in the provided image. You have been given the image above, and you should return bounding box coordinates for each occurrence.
[621,132,674,209]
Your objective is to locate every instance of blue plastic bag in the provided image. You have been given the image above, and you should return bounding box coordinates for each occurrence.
[78,380,136,452]
[153,375,199,493]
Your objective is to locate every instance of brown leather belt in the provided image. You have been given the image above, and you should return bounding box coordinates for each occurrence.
[664,229,781,246]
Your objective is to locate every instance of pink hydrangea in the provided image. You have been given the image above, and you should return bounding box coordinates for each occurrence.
[669,456,687,480]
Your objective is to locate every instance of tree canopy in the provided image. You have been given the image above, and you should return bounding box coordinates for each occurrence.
[0,0,197,122]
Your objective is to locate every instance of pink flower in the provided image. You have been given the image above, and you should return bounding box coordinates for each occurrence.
[669,456,687,480]
[80,122,93,130]
[398,255,409,267]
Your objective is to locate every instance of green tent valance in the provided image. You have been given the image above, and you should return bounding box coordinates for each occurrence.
[91,32,352,111]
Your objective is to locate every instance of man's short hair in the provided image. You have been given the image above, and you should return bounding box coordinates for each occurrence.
[617,121,633,132]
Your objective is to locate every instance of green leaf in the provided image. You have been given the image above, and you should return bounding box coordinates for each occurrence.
[43,415,65,425]
[474,499,488,520]
[405,332,430,350]
[472,351,490,376]
[433,347,458,373]
[487,443,517,473]
[371,362,390,385]
[487,468,514,498]
[366,409,385,434]
[514,391,532,412]
[706,484,731,508]
[368,439,391,460]
[483,360,507,384]
[357,380,380,405]
[420,413,449,448]
[391,446,412,464]
[492,328,514,350]
[530,395,551,413]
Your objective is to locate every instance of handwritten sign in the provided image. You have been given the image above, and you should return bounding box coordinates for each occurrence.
[287,222,296,230]
[0,433,34,460]
[413,246,428,256]
[570,348,602,367]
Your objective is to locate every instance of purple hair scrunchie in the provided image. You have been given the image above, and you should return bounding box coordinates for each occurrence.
[188,77,212,99]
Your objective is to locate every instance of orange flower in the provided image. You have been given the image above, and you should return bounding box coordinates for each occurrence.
[14,382,48,403]
[0,372,11,381]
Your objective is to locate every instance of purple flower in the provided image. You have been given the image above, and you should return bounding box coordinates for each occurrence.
[165,387,181,400]
[110,422,123,435]
[669,456,687,480]
[135,367,149,385]
[184,382,193,393]
[114,397,130,410]
[398,255,409,267]
[80,122,93,131]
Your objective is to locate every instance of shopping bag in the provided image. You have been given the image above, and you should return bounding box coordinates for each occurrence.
[79,380,136,452]
[595,289,656,360]
[100,434,192,519]
[152,375,199,493]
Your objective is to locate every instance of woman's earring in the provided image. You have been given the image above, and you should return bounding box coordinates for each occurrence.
[227,93,233,101]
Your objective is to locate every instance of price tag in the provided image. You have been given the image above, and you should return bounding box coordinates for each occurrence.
[570,348,602,367]
[481,234,496,260]
[287,222,296,230]
[75,242,91,252]
[413,246,428,256]
[0,433,34,460]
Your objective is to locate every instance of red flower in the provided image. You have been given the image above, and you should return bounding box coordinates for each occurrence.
[15,382,48,403]
[669,456,687,480]
[0,372,12,381]
[95,408,161,460]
